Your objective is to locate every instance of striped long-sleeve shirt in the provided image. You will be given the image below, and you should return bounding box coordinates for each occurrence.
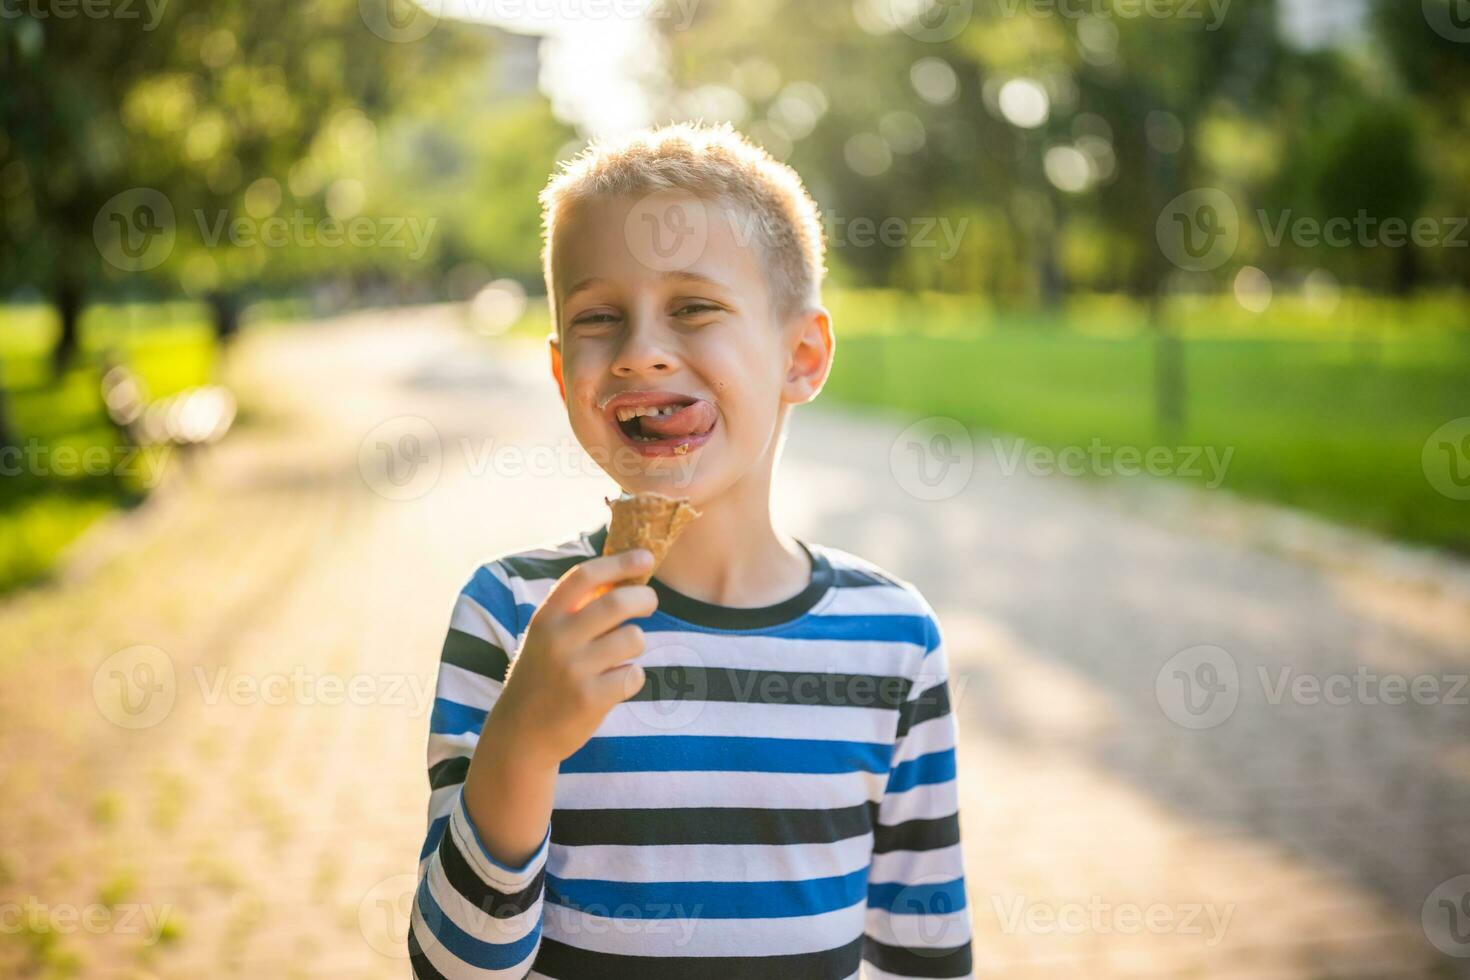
[411,523,974,979]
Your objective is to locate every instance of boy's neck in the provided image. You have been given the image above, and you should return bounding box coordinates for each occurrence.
[647,463,810,610]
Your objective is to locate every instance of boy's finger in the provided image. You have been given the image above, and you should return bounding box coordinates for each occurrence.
[588,660,647,708]
[578,623,647,673]
[564,587,657,648]
[547,550,655,616]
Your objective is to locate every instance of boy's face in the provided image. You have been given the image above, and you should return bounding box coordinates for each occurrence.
[549,193,831,504]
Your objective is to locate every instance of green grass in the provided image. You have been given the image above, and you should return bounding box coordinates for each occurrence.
[822,290,1470,554]
[0,303,217,594]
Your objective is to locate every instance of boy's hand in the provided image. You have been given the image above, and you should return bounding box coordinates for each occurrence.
[492,548,658,766]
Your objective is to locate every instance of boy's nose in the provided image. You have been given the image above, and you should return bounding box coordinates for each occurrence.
[610,318,676,376]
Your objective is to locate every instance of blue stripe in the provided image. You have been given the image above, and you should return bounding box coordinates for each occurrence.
[461,566,522,638]
[415,875,541,968]
[640,611,933,647]
[560,734,891,775]
[420,814,449,860]
[887,748,956,794]
[868,877,968,914]
[546,866,869,919]
[430,697,488,736]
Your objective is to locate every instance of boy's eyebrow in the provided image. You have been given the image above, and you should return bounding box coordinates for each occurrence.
[563,271,734,303]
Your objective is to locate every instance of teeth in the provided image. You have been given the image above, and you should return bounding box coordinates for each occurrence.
[615,404,683,422]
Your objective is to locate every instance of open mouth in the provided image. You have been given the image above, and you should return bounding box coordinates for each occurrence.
[605,392,718,456]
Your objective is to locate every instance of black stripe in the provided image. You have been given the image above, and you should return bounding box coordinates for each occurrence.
[438,815,546,918]
[428,756,470,791]
[441,628,510,683]
[498,550,592,583]
[872,813,961,854]
[552,804,874,847]
[863,936,973,978]
[632,666,909,710]
[830,565,897,588]
[895,680,951,739]
[535,934,863,980]
[407,923,451,980]
[587,524,836,630]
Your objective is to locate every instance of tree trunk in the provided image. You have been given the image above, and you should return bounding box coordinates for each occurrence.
[50,279,84,377]
[208,290,241,345]
[0,364,14,448]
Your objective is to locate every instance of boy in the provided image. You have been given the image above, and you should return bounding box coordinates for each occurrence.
[410,123,973,979]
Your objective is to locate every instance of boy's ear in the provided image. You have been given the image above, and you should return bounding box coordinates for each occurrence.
[783,306,834,406]
[548,333,567,404]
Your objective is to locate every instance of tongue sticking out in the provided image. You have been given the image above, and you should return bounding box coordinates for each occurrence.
[636,401,716,440]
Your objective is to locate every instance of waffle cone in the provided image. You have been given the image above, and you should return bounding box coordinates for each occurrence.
[602,492,701,585]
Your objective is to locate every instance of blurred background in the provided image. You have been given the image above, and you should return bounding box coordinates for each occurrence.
[2,0,1468,977]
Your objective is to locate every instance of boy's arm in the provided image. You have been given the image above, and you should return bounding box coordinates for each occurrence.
[409,550,656,979]
[410,563,550,980]
[863,604,975,979]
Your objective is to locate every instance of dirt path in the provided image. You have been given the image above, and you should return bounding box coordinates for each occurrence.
[1,307,1466,978]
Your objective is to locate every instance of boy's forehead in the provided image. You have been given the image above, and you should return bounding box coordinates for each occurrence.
[552,192,769,302]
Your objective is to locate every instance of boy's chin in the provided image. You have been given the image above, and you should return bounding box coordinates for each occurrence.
[595,450,715,502]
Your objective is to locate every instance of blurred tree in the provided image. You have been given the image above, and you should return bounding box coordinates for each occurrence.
[0,1,495,371]
[656,0,1289,305]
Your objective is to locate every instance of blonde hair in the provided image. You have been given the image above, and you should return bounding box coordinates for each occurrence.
[539,122,827,325]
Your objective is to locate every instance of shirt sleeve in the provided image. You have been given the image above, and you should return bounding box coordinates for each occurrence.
[410,562,550,979]
[862,601,975,979]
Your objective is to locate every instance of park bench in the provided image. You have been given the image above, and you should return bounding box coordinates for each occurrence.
[99,354,237,459]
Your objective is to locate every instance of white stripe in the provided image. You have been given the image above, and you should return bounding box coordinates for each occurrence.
[819,583,925,616]
[426,851,543,943]
[876,780,959,826]
[892,713,957,767]
[636,631,920,678]
[549,835,875,883]
[596,699,897,743]
[451,588,520,654]
[435,661,504,712]
[429,731,479,769]
[540,897,866,957]
[555,769,885,811]
[428,783,461,824]
[411,900,539,980]
[865,905,973,951]
[868,843,966,885]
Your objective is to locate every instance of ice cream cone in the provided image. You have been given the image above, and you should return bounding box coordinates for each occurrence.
[602,491,701,585]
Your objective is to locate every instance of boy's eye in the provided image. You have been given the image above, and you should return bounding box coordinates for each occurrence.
[673,302,721,317]
[571,312,620,327]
